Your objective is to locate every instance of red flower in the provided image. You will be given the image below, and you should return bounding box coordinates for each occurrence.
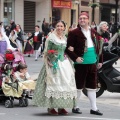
[5,53,15,61]
[48,50,56,54]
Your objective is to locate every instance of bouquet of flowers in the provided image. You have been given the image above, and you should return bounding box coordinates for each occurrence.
[47,49,60,73]
[5,49,15,62]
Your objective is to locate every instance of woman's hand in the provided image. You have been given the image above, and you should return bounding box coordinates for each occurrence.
[47,59,53,67]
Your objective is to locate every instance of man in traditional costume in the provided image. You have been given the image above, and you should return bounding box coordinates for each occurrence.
[66,12,103,115]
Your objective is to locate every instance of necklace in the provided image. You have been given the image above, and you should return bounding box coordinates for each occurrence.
[56,33,63,39]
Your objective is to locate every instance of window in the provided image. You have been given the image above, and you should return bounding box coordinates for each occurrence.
[4,0,15,26]
[52,9,61,28]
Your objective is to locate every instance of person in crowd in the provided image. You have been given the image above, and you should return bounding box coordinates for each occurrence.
[91,21,97,30]
[5,25,10,37]
[9,30,18,48]
[44,22,50,36]
[49,23,53,30]
[97,21,110,42]
[26,25,42,61]
[47,28,54,37]
[68,26,72,33]
[109,21,114,35]
[39,32,46,57]
[0,24,17,54]
[42,18,46,33]
[10,20,16,32]
[24,32,34,57]
[65,12,103,116]
[14,24,24,52]
[32,20,77,115]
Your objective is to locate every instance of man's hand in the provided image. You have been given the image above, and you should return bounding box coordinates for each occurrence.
[97,63,102,69]
[76,57,84,63]
[68,46,74,51]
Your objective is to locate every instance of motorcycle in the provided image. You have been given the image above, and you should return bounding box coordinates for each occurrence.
[82,33,120,98]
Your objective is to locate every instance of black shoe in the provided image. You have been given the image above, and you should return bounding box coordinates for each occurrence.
[90,109,103,116]
[35,59,38,61]
[72,108,82,114]
[28,55,30,57]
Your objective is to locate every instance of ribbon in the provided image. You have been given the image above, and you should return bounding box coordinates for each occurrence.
[52,54,61,74]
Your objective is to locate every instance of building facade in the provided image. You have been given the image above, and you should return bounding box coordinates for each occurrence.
[0,0,119,32]
[80,0,120,25]
[0,0,80,32]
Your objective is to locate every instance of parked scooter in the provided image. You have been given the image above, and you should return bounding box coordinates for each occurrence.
[83,33,120,98]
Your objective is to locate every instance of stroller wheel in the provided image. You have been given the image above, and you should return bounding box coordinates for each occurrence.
[5,99,14,108]
[19,98,28,107]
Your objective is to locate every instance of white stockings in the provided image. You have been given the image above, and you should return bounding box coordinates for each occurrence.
[87,89,97,111]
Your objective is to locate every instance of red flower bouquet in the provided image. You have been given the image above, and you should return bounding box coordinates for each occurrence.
[5,49,15,61]
[48,50,57,54]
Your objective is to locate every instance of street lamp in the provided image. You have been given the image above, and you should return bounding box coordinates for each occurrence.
[88,0,100,22]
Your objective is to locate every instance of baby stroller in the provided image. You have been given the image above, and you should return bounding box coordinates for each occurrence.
[0,50,28,108]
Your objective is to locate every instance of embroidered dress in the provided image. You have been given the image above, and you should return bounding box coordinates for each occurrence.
[2,75,23,98]
[32,33,77,108]
[24,38,34,54]
[0,41,7,54]
[0,37,7,54]
[9,34,18,48]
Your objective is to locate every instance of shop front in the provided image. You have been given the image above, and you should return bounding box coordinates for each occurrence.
[0,0,79,32]
[51,0,79,28]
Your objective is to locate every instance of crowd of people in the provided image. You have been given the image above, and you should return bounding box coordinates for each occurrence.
[0,11,119,116]
[2,19,55,61]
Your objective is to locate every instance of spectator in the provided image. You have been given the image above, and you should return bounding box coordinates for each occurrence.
[10,20,16,32]
[26,25,42,61]
[14,24,24,52]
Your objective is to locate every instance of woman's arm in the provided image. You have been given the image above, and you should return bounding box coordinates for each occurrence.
[4,32,17,51]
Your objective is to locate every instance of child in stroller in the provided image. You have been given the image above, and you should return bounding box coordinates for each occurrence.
[0,49,28,108]
[14,63,36,97]
[1,64,28,108]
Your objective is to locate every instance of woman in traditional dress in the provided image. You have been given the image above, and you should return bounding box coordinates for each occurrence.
[9,30,18,48]
[24,32,34,57]
[14,24,24,53]
[0,25,17,55]
[32,20,77,115]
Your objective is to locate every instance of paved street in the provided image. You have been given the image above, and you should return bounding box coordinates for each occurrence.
[0,55,120,120]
